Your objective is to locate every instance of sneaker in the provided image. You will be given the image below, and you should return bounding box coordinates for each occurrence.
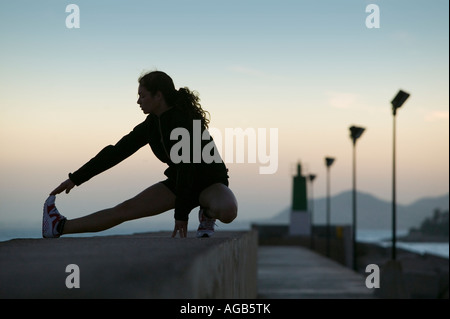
[196,208,216,238]
[42,195,66,238]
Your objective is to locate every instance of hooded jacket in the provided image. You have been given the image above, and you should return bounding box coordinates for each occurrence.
[68,107,227,221]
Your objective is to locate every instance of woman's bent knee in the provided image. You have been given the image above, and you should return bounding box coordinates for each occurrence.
[218,204,238,224]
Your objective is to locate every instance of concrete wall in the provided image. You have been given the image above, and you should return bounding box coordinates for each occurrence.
[183,230,258,298]
[0,230,258,299]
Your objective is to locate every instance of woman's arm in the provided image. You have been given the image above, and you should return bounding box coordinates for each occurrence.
[69,117,151,186]
[50,117,152,195]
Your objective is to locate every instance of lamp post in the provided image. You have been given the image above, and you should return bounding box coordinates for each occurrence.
[325,157,335,258]
[391,90,410,260]
[349,125,365,271]
[308,174,317,249]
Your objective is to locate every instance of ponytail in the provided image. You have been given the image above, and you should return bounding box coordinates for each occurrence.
[176,87,210,129]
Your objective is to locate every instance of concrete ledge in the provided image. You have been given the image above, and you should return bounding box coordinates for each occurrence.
[0,230,258,299]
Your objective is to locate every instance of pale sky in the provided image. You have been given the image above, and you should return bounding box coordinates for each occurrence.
[0,1,448,234]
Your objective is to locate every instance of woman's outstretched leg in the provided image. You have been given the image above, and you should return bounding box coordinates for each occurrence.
[43,183,175,237]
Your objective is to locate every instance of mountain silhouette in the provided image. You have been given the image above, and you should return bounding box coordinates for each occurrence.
[263,191,449,230]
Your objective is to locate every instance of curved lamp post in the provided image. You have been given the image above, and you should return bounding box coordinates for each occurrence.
[391,90,410,260]
[349,125,365,271]
[308,174,317,249]
[325,157,335,258]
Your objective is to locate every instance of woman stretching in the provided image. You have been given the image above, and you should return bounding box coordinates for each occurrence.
[43,71,238,238]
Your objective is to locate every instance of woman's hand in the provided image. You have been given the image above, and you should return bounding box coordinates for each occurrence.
[50,179,76,195]
[171,220,188,238]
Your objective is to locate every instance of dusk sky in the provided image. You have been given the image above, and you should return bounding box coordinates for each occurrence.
[0,1,448,236]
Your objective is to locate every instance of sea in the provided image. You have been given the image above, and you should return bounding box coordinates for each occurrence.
[0,224,448,259]
[356,229,449,259]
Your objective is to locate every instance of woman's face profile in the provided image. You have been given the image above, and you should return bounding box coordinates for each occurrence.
[137,85,160,115]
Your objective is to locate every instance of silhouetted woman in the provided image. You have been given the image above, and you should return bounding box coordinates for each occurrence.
[43,71,238,238]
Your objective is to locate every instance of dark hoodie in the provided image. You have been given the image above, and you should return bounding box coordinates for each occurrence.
[68,107,228,221]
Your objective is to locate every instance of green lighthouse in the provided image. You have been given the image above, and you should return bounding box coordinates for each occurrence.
[289,162,311,235]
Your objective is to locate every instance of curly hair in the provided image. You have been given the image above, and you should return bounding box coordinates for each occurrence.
[138,71,210,129]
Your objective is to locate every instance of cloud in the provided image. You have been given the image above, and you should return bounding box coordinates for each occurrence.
[425,111,449,122]
[326,91,359,109]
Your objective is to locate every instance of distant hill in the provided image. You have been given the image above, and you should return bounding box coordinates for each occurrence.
[260,191,449,230]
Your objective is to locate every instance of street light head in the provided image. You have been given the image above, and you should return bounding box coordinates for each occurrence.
[325,157,335,167]
[308,174,316,182]
[349,126,365,144]
[391,90,410,115]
